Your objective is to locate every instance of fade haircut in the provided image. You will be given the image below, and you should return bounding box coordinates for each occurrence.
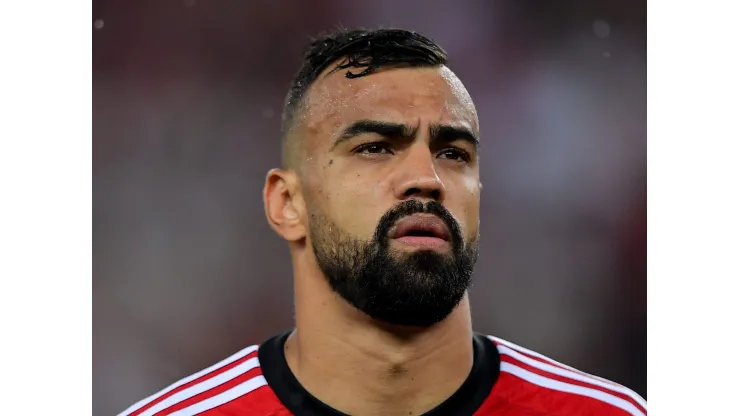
[280,28,449,169]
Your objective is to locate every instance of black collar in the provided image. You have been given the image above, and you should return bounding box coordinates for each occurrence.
[258,330,500,416]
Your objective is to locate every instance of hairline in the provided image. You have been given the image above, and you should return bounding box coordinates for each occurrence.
[281,63,452,170]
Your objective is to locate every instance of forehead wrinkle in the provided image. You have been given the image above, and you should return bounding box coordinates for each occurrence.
[300,66,479,156]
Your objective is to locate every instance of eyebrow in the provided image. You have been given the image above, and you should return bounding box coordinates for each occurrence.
[331,119,479,150]
[429,123,479,149]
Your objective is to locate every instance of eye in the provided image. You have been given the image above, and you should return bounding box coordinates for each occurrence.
[437,148,471,163]
[355,142,394,155]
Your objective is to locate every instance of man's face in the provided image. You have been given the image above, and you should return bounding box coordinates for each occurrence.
[299,65,481,327]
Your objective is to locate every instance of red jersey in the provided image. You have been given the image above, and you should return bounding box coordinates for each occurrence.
[118,331,647,416]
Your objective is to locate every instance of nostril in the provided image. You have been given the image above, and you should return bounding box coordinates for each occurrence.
[403,187,442,201]
[404,187,421,197]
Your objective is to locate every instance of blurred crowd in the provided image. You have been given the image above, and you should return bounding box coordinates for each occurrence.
[93,1,646,414]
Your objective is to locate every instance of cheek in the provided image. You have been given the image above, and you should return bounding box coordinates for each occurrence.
[457,175,482,237]
[323,175,390,239]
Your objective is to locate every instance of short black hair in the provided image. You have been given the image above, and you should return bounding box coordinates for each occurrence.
[280,28,448,167]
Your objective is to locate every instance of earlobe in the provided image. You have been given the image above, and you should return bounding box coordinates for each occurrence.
[263,169,306,242]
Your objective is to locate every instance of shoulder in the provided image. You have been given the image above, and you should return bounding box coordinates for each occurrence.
[485,335,647,416]
[117,343,276,416]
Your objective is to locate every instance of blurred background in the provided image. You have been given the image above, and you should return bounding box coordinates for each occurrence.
[92,0,646,414]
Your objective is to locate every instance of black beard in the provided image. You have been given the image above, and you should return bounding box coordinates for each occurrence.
[310,199,479,327]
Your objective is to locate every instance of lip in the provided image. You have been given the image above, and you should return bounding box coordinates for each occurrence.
[394,235,450,250]
[390,214,451,244]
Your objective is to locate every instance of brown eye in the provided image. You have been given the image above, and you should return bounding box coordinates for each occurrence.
[356,143,393,155]
[438,148,471,162]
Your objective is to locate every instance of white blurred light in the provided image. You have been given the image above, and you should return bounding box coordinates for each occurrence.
[94,19,104,29]
[593,20,611,38]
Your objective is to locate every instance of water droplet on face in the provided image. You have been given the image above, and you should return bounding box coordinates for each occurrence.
[592,20,611,38]
[94,19,104,29]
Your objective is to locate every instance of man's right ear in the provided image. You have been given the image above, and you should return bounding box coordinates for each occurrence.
[263,168,307,242]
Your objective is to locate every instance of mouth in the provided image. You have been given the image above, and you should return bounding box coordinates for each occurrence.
[390,214,451,250]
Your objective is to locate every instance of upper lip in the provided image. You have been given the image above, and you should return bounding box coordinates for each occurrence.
[391,214,451,241]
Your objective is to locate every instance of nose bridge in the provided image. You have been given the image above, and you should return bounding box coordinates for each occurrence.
[395,140,446,201]
[406,141,438,178]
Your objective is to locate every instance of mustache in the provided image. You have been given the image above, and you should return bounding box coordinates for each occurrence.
[373,200,464,249]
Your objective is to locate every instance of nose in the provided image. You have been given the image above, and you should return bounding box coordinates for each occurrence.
[393,144,447,202]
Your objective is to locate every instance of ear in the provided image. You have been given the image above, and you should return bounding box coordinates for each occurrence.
[263,168,307,242]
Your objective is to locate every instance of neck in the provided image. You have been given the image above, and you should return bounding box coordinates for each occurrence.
[285,254,474,416]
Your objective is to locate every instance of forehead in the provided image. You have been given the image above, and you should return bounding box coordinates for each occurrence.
[301,65,478,142]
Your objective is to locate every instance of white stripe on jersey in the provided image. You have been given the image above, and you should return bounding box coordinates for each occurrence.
[489,335,647,409]
[119,345,260,416]
[497,344,647,411]
[501,362,646,416]
[137,357,261,416]
[169,375,268,416]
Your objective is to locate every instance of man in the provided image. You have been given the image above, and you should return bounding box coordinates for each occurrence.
[119,28,647,416]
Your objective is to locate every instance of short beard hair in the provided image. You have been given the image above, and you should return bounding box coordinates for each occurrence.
[309,199,479,327]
